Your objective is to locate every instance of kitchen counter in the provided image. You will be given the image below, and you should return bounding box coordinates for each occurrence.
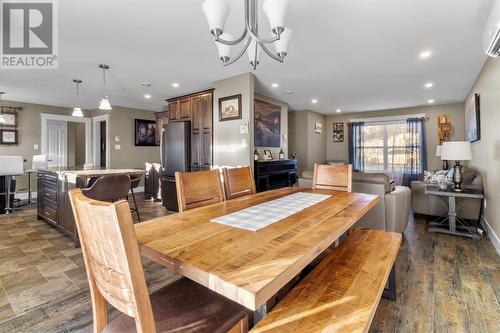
[37,168,145,246]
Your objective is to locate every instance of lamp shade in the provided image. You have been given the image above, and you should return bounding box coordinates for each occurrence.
[263,0,290,33]
[72,106,84,117]
[99,97,112,111]
[215,33,233,62]
[436,145,442,157]
[247,39,261,65]
[274,27,292,57]
[441,141,472,161]
[202,0,230,34]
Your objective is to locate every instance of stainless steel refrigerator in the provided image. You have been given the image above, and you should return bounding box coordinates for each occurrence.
[160,121,191,211]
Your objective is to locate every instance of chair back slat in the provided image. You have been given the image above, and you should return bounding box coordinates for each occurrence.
[175,170,224,212]
[222,166,256,200]
[68,189,156,333]
[312,163,353,192]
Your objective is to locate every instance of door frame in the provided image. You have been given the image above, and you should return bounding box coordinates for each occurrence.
[92,114,110,168]
[40,113,92,163]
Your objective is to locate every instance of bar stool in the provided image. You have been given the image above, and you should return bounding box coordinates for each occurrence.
[129,173,142,222]
[17,155,48,205]
[81,174,131,203]
[0,156,24,214]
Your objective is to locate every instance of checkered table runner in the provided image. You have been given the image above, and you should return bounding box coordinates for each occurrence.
[210,192,332,231]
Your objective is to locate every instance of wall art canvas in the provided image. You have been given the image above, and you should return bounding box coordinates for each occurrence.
[254,99,281,148]
[135,119,157,146]
[465,94,480,143]
[314,122,323,134]
[1,129,18,145]
[333,122,344,142]
[219,94,242,121]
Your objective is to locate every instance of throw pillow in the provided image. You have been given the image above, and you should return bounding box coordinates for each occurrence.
[424,170,453,184]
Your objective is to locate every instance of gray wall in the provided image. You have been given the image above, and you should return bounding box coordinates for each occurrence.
[326,103,465,171]
[465,57,500,243]
[288,110,327,175]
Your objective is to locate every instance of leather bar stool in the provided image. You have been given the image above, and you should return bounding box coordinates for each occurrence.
[129,174,142,222]
[81,174,131,203]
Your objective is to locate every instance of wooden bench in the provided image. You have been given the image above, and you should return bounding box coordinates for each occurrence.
[250,228,402,333]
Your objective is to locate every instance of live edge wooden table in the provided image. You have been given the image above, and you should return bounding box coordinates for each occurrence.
[135,187,379,320]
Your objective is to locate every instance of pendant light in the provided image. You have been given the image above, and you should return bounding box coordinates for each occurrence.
[72,79,84,117]
[0,92,5,124]
[98,64,112,110]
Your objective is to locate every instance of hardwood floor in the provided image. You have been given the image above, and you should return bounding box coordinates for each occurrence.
[0,196,499,333]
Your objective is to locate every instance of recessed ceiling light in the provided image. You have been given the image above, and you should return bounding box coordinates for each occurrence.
[336,109,342,113]
[312,99,318,104]
[284,91,293,95]
[172,83,179,88]
[144,94,152,99]
[419,50,432,59]
[141,82,152,87]
[424,82,434,89]
[272,83,279,88]
[427,99,435,104]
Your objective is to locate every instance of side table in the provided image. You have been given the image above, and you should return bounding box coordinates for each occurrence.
[425,185,484,239]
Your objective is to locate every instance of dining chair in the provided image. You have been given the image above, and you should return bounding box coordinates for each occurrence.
[175,170,224,212]
[312,163,353,192]
[67,189,249,333]
[129,173,142,221]
[222,166,256,200]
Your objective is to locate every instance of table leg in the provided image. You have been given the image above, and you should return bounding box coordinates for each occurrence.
[252,303,268,326]
[449,196,456,233]
[28,172,32,205]
[382,265,397,301]
[5,176,12,214]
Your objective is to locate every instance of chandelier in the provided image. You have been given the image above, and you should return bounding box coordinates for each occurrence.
[202,0,292,69]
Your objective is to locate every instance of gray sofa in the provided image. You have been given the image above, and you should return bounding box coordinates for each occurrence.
[410,167,482,220]
[299,171,411,233]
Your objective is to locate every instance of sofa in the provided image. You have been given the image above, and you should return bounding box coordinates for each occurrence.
[299,171,411,233]
[411,167,482,220]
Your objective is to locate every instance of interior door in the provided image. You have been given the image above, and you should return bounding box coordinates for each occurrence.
[46,120,67,167]
[100,121,106,167]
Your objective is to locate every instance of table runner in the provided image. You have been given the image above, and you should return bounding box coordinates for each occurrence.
[210,192,331,231]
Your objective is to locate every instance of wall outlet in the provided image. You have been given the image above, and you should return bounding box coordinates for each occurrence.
[115,144,121,150]
[115,136,120,142]
[33,144,39,150]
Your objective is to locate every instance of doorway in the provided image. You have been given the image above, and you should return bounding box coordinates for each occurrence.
[46,120,67,167]
[100,121,106,167]
[92,114,110,168]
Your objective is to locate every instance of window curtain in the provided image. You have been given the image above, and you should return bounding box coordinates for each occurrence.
[402,117,427,186]
[348,122,365,172]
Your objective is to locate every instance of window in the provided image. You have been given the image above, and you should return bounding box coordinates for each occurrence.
[362,121,419,181]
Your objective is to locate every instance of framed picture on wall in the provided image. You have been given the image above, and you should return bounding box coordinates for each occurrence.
[254,99,281,147]
[0,112,17,126]
[134,119,158,146]
[219,94,242,121]
[465,94,480,143]
[0,129,18,145]
[314,122,323,134]
[333,122,344,142]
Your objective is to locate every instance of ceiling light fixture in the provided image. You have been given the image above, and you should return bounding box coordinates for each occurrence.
[272,83,279,88]
[336,109,341,113]
[98,64,112,111]
[427,99,435,104]
[312,99,318,104]
[0,92,5,124]
[72,79,84,117]
[202,0,292,70]
[424,82,434,88]
[144,94,152,99]
[419,50,432,59]
[284,90,293,95]
[172,83,179,88]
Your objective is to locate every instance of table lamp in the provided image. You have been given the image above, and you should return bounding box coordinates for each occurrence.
[435,145,448,170]
[441,141,472,191]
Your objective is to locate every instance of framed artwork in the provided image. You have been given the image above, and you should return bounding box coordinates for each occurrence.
[314,122,323,134]
[333,122,344,142]
[437,114,451,144]
[254,99,281,148]
[465,94,480,143]
[134,119,158,146]
[1,129,18,145]
[0,112,17,126]
[219,94,242,121]
[263,149,273,160]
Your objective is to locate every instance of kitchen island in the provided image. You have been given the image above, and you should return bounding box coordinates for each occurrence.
[37,167,145,246]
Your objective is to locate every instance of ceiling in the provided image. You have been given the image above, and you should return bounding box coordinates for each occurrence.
[0,0,495,114]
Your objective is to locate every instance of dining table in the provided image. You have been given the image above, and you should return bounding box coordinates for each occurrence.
[134,187,379,320]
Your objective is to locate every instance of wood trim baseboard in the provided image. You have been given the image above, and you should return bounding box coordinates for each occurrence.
[483,217,500,256]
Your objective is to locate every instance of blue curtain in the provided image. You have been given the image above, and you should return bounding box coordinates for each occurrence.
[348,122,365,172]
[402,117,427,186]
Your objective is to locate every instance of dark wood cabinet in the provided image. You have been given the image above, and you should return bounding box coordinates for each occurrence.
[163,90,214,171]
[254,159,297,192]
[154,112,169,145]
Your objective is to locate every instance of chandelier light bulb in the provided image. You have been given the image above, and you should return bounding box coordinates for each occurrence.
[263,0,291,34]
[275,28,293,58]
[215,32,234,62]
[202,0,230,36]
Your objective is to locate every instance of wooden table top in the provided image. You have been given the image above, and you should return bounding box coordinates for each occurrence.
[135,187,380,311]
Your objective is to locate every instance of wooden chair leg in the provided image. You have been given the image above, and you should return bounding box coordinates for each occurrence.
[131,188,140,222]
